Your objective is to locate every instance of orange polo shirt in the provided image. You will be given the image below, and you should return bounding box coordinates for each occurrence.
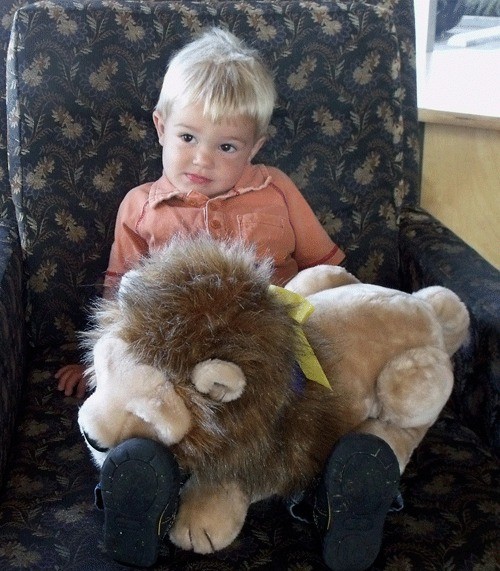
[104,164,344,295]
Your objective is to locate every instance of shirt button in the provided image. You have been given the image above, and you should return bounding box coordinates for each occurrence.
[211,220,221,229]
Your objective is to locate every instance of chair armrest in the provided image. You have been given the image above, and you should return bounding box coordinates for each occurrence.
[0,216,26,486]
[399,206,499,453]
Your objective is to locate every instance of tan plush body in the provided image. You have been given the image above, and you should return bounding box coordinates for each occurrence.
[78,236,469,554]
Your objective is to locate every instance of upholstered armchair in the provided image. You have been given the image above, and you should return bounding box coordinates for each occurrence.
[0,1,498,568]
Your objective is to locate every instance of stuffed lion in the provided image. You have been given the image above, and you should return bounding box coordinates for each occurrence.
[78,235,469,562]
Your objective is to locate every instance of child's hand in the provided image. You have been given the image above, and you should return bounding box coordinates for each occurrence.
[55,364,87,399]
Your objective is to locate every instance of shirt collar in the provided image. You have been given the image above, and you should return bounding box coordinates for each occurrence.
[148,164,272,208]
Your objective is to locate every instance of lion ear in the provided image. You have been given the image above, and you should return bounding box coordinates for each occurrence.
[191,359,246,402]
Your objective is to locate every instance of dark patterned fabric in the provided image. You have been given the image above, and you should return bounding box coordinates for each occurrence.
[0,1,499,569]
[0,0,32,488]
[365,0,420,208]
[0,0,27,219]
[400,206,500,453]
[0,219,25,488]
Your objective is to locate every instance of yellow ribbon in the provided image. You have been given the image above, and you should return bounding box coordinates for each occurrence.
[269,285,331,390]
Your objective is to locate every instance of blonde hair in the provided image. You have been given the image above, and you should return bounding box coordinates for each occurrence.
[155,28,276,139]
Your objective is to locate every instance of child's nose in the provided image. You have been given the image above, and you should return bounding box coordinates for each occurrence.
[193,145,213,168]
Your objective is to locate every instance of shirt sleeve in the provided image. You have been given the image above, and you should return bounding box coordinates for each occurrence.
[103,186,149,298]
[269,168,345,269]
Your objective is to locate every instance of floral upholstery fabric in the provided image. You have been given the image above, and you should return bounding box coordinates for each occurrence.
[400,206,500,452]
[0,1,23,220]
[0,219,25,486]
[0,1,498,569]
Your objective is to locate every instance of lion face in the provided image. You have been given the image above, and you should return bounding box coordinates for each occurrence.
[79,236,301,470]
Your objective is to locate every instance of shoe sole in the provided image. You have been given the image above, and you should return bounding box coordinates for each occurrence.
[319,433,400,571]
[100,438,180,567]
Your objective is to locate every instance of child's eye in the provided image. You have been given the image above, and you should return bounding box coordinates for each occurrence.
[220,143,236,153]
[180,134,194,143]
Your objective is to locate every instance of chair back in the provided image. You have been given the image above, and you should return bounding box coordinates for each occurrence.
[7,0,418,350]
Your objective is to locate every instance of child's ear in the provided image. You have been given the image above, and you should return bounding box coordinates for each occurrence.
[249,136,266,162]
[153,110,165,145]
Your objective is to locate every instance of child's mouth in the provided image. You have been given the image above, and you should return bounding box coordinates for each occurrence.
[186,173,211,185]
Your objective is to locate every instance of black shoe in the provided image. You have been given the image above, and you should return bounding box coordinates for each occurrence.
[313,433,400,571]
[100,438,181,567]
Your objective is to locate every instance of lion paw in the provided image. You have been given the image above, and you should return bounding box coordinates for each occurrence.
[169,480,249,553]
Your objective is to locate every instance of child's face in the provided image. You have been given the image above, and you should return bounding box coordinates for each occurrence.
[153,102,265,198]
